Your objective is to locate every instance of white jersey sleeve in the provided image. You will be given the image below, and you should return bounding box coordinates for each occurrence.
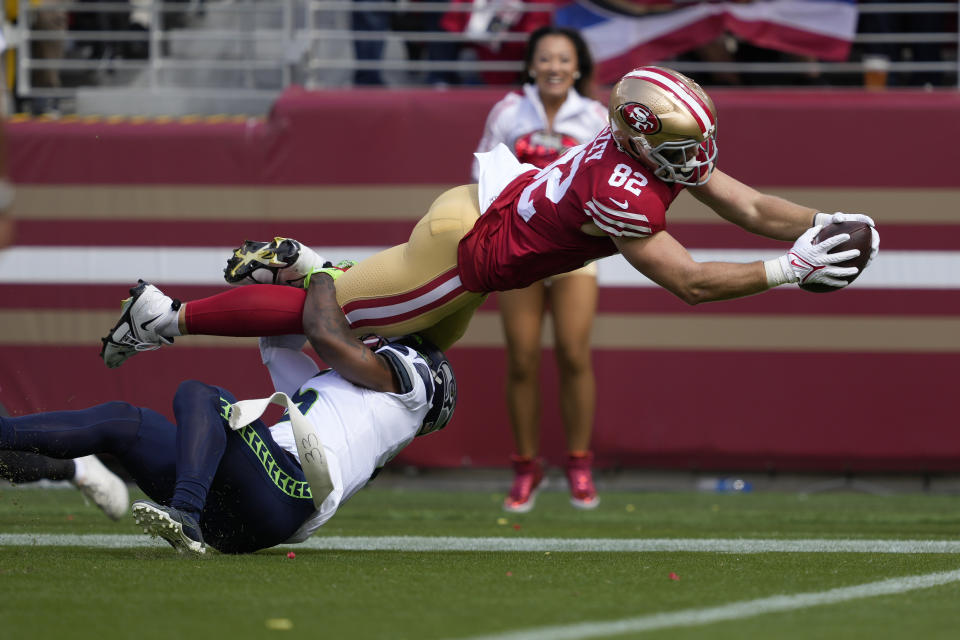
[258,335,320,396]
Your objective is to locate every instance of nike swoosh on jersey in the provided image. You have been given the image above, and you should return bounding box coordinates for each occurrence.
[609,198,629,209]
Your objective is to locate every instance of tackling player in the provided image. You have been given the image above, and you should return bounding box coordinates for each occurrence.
[98,66,879,366]
[1,270,457,555]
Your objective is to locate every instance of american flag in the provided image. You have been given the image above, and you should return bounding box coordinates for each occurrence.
[555,0,858,84]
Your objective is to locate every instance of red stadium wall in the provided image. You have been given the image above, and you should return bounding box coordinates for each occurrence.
[3,87,960,472]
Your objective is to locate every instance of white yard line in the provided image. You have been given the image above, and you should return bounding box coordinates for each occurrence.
[5,534,957,639]
[2,534,960,553]
[302,536,960,553]
[452,569,960,640]
[0,533,167,548]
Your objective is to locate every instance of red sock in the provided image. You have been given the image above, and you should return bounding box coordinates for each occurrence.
[184,286,307,337]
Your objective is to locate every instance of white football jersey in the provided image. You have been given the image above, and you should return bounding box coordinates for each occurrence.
[472,83,608,181]
[258,336,430,542]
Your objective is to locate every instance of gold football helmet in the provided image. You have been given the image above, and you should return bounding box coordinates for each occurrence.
[609,66,718,186]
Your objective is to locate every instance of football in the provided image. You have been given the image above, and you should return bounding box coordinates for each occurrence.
[799,221,873,293]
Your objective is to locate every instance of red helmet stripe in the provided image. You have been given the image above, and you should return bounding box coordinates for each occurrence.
[641,75,708,133]
[642,67,715,128]
[625,67,715,135]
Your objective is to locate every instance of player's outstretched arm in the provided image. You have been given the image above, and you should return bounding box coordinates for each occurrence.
[689,170,880,269]
[689,169,817,241]
[614,231,770,304]
[613,225,861,304]
[301,273,399,394]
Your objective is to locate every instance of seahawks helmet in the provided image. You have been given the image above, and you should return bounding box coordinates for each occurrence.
[380,334,457,436]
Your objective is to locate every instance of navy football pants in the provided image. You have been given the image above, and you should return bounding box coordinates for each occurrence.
[0,380,315,554]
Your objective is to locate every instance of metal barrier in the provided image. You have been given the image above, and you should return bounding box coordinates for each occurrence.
[3,0,958,115]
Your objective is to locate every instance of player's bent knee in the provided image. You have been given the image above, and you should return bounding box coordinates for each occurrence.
[175,379,214,395]
[173,380,220,407]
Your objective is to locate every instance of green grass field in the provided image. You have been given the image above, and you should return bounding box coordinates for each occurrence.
[2,484,960,639]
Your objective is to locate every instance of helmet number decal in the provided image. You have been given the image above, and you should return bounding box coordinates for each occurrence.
[621,102,661,135]
[608,163,648,196]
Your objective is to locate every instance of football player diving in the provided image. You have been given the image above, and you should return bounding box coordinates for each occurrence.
[1,268,457,555]
[98,65,880,367]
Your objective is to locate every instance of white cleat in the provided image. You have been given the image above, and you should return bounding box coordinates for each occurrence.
[72,455,129,520]
[223,237,326,287]
[100,280,181,369]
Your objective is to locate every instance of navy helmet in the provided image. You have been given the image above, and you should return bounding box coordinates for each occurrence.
[380,334,457,436]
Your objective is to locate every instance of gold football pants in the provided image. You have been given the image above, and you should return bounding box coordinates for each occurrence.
[335,184,485,351]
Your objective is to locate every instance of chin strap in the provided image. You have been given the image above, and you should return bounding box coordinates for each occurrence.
[226,392,333,510]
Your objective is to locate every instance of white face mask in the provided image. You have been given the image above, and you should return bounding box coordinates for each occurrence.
[646,136,718,186]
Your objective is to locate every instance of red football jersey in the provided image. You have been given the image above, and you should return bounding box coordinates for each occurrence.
[458,127,684,292]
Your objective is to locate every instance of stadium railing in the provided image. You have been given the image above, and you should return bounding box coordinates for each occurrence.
[2,0,958,115]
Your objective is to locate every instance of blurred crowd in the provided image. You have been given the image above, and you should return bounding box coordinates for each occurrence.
[3,0,205,114]
[349,0,958,89]
[1,0,957,114]
[678,0,957,89]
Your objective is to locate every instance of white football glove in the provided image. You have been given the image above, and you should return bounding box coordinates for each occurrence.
[813,211,880,269]
[813,211,875,228]
[764,225,860,288]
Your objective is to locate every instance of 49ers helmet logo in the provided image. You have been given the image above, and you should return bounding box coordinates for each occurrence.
[620,102,661,135]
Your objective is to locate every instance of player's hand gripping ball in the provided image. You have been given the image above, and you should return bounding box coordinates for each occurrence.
[799,221,873,293]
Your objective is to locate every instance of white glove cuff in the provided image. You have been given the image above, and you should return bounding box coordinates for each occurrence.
[764,255,797,287]
[813,212,831,227]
